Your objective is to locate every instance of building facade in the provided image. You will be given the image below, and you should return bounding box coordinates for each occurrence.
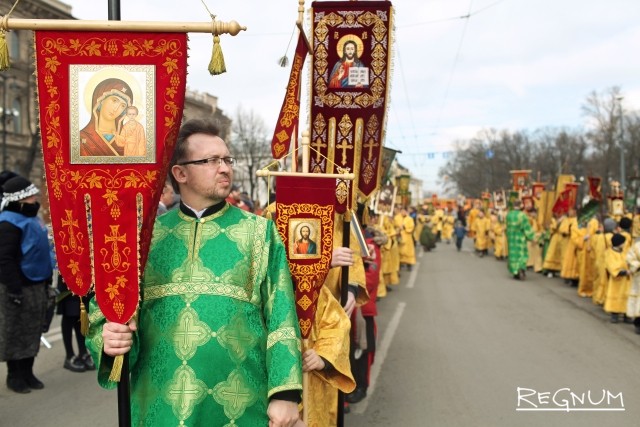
[0,0,231,220]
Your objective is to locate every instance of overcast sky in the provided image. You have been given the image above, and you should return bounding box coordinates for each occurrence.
[60,0,640,193]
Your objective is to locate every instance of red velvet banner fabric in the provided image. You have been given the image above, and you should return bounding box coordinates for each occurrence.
[271,33,309,159]
[308,1,393,207]
[275,176,336,338]
[36,31,188,323]
[511,170,530,191]
[588,176,602,201]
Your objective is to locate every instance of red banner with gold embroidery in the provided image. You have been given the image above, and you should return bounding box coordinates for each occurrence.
[510,170,531,191]
[308,1,394,207]
[271,32,309,159]
[531,182,545,200]
[587,176,602,201]
[275,176,336,339]
[36,31,188,323]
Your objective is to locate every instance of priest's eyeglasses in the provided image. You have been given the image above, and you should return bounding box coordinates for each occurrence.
[179,156,236,168]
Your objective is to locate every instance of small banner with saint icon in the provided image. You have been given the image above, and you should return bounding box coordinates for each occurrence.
[275,175,336,338]
[35,31,188,324]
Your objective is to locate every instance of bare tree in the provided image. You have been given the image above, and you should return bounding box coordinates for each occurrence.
[228,106,272,205]
[439,127,587,197]
[581,86,623,195]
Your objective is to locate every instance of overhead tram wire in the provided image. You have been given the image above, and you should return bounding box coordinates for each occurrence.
[398,0,510,29]
[401,0,511,130]
[433,0,474,135]
[394,43,418,144]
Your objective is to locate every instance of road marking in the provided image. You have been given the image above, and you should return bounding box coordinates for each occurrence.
[352,301,406,414]
[406,261,419,289]
[40,326,62,348]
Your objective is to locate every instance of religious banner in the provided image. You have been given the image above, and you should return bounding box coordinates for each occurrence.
[396,174,410,207]
[493,190,506,210]
[555,174,575,195]
[531,182,545,200]
[608,180,625,216]
[373,183,396,216]
[510,170,531,191]
[308,1,394,207]
[275,176,336,338]
[587,176,602,201]
[36,31,188,324]
[565,182,580,210]
[481,191,491,213]
[552,183,579,216]
[539,190,555,229]
[379,147,400,186]
[271,32,310,159]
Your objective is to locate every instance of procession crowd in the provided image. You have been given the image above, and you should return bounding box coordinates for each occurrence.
[0,119,424,427]
[417,198,640,332]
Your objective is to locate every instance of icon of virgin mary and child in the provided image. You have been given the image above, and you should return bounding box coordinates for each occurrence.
[79,77,146,157]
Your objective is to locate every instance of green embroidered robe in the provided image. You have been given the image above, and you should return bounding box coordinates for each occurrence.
[506,209,535,275]
[87,204,303,426]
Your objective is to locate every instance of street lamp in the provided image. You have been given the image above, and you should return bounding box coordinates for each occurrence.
[617,96,625,192]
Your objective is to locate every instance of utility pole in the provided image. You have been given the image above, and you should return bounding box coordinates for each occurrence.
[1,75,8,171]
[617,96,625,191]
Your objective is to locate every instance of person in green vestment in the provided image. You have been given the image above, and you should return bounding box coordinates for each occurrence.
[86,119,303,427]
[506,200,535,280]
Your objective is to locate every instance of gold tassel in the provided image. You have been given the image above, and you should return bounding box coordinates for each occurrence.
[108,354,124,382]
[278,55,289,68]
[208,35,226,75]
[79,300,89,337]
[0,31,10,71]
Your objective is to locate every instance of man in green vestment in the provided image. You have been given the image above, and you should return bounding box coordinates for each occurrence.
[506,200,535,280]
[86,120,303,427]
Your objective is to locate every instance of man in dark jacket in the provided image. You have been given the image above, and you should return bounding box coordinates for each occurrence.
[0,175,53,393]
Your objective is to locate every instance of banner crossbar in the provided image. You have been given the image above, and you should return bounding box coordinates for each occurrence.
[1,17,246,35]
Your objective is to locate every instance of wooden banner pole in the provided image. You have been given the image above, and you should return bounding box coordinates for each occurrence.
[106,3,132,427]
[0,17,246,35]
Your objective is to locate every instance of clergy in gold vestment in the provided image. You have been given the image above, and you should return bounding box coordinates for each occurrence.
[526,211,543,272]
[542,215,563,273]
[559,210,580,283]
[442,211,455,243]
[323,213,368,307]
[381,215,400,287]
[398,208,416,268]
[413,213,426,246]
[433,208,444,241]
[632,212,640,239]
[591,218,616,305]
[301,286,356,427]
[466,203,481,238]
[575,217,599,297]
[626,237,640,334]
[604,233,632,322]
[472,210,491,256]
[491,214,507,260]
[298,214,367,427]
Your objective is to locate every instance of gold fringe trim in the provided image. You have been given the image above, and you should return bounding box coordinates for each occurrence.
[208,35,226,75]
[0,32,10,71]
[79,299,89,336]
[108,354,124,382]
[0,0,22,71]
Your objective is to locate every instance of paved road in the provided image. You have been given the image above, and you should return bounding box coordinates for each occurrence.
[2,239,640,426]
[347,239,640,426]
